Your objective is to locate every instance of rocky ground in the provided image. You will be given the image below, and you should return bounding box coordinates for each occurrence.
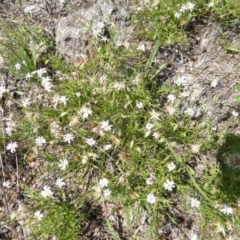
[0,0,240,239]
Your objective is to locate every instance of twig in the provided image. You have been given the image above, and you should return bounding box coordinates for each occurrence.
[0,105,10,214]
[0,154,10,215]
[16,155,19,193]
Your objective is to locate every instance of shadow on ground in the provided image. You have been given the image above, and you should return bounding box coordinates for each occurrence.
[217,133,240,204]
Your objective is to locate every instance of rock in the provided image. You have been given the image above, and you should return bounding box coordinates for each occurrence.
[55,0,133,64]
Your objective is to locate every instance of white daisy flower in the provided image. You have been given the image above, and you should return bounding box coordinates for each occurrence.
[5,127,13,136]
[99,178,109,188]
[191,144,201,154]
[36,68,47,78]
[85,138,96,146]
[79,106,92,119]
[115,40,122,47]
[55,177,66,188]
[147,193,156,204]
[41,76,51,86]
[208,1,214,7]
[166,106,176,116]
[15,63,21,70]
[6,141,18,153]
[137,43,145,52]
[59,96,68,106]
[108,215,116,222]
[188,232,198,240]
[175,76,187,86]
[186,1,195,11]
[0,86,8,99]
[58,158,68,170]
[104,144,112,151]
[2,181,11,188]
[26,73,33,79]
[103,189,112,197]
[21,98,31,107]
[191,198,200,208]
[63,133,74,144]
[59,0,66,4]
[136,102,144,109]
[35,136,46,147]
[185,108,195,117]
[163,179,175,191]
[152,132,160,140]
[220,204,233,215]
[167,162,176,172]
[180,4,188,13]
[113,82,126,91]
[167,94,176,103]
[174,12,181,18]
[232,110,239,117]
[145,122,154,131]
[149,110,160,120]
[34,210,43,221]
[41,185,53,198]
[211,79,219,88]
[43,81,53,92]
[100,120,113,132]
[146,177,154,185]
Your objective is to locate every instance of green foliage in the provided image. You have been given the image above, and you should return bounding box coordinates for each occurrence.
[0,20,53,79]
[29,202,82,240]
[133,0,240,44]
[1,1,240,239]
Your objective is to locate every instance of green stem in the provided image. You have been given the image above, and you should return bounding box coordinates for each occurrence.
[187,168,213,203]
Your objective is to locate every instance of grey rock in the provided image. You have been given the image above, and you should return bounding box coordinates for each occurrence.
[55,0,133,63]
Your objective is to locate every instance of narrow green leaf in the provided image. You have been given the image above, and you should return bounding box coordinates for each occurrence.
[144,41,161,77]
[164,138,182,163]
[30,39,37,70]
[60,112,68,117]
[144,131,151,138]
[106,219,121,240]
